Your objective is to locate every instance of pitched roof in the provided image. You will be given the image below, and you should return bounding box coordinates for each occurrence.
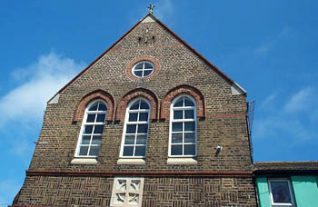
[254,161,318,175]
[49,14,246,102]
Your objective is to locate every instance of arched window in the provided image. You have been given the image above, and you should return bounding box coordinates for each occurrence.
[121,98,150,157]
[75,100,107,157]
[169,96,197,157]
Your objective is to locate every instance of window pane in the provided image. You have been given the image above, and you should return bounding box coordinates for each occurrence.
[88,102,98,111]
[171,145,182,155]
[96,114,105,122]
[140,101,149,109]
[135,146,146,156]
[94,125,104,134]
[134,71,142,77]
[79,146,89,156]
[129,113,138,121]
[172,133,182,143]
[185,110,194,119]
[144,62,153,68]
[270,181,292,203]
[184,98,194,106]
[89,145,100,156]
[135,63,143,69]
[172,123,182,132]
[137,124,148,133]
[139,112,148,121]
[126,125,137,133]
[174,99,183,107]
[185,122,195,131]
[123,146,134,156]
[98,103,107,111]
[130,101,140,110]
[173,110,183,119]
[125,135,135,144]
[143,70,152,76]
[136,134,147,144]
[184,133,195,143]
[84,125,93,134]
[91,135,102,145]
[184,144,195,155]
[82,135,91,144]
[86,114,96,122]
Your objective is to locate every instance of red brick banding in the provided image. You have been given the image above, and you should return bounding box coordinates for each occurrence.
[73,89,115,122]
[26,169,253,178]
[125,55,161,81]
[115,88,159,121]
[160,85,205,120]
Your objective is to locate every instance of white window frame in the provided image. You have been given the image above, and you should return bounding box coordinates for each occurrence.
[74,100,107,158]
[110,177,144,207]
[132,61,154,78]
[268,178,295,207]
[119,98,150,158]
[169,95,197,158]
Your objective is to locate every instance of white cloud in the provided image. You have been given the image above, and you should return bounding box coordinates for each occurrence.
[0,52,85,128]
[260,93,277,110]
[0,52,85,157]
[284,87,312,113]
[254,87,318,142]
[254,27,291,55]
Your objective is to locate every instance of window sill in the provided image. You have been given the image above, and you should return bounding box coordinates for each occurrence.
[71,158,98,165]
[167,157,197,165]
[117,158,146,165]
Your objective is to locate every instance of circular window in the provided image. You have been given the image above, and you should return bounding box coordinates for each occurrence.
[132,61,154,78]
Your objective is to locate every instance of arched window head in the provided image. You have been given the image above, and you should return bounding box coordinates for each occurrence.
[121,98,150,157]
[75,100,107,157]
[169,95,197,157]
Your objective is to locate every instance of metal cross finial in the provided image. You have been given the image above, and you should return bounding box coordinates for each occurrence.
[148,4,155,14]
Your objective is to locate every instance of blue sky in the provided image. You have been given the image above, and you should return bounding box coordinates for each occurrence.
[1,0,318,205]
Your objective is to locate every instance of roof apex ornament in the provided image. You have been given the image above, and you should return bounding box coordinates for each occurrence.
[148,3,155,14]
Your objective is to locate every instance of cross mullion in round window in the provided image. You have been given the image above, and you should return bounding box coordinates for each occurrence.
[170,96,197,157]
[122,99,150,157]
[77,100,107,157]
[132,61,154,78]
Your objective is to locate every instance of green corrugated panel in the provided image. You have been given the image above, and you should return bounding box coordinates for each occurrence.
[291,176,318,207]
[256,177,271,207]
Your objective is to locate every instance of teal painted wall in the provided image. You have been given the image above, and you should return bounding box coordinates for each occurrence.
[256,176,318,207]
[291,176,318,207]
[256,177,271,207]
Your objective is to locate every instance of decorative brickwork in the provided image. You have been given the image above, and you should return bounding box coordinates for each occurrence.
[125,55,161,81]
[13,176,256,207]
[115,88,159,121]
[160,84,205,120]
[73,89,115,122]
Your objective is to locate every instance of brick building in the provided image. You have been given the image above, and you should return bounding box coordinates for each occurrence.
[12,13,257,207]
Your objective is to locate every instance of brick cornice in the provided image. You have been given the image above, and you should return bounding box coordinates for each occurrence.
[73,89,115,122]
[160,85,205,120]
[26,169,252,178]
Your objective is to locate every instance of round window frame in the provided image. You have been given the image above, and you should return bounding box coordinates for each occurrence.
[125,56,161,81]
[132,61,155,78]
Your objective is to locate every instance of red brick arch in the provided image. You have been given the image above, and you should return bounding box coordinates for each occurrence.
[160,85,205,120]
[115,88,159,121]
[73,90,115,122]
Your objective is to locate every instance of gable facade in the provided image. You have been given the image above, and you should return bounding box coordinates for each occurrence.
[12,14,256,207]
